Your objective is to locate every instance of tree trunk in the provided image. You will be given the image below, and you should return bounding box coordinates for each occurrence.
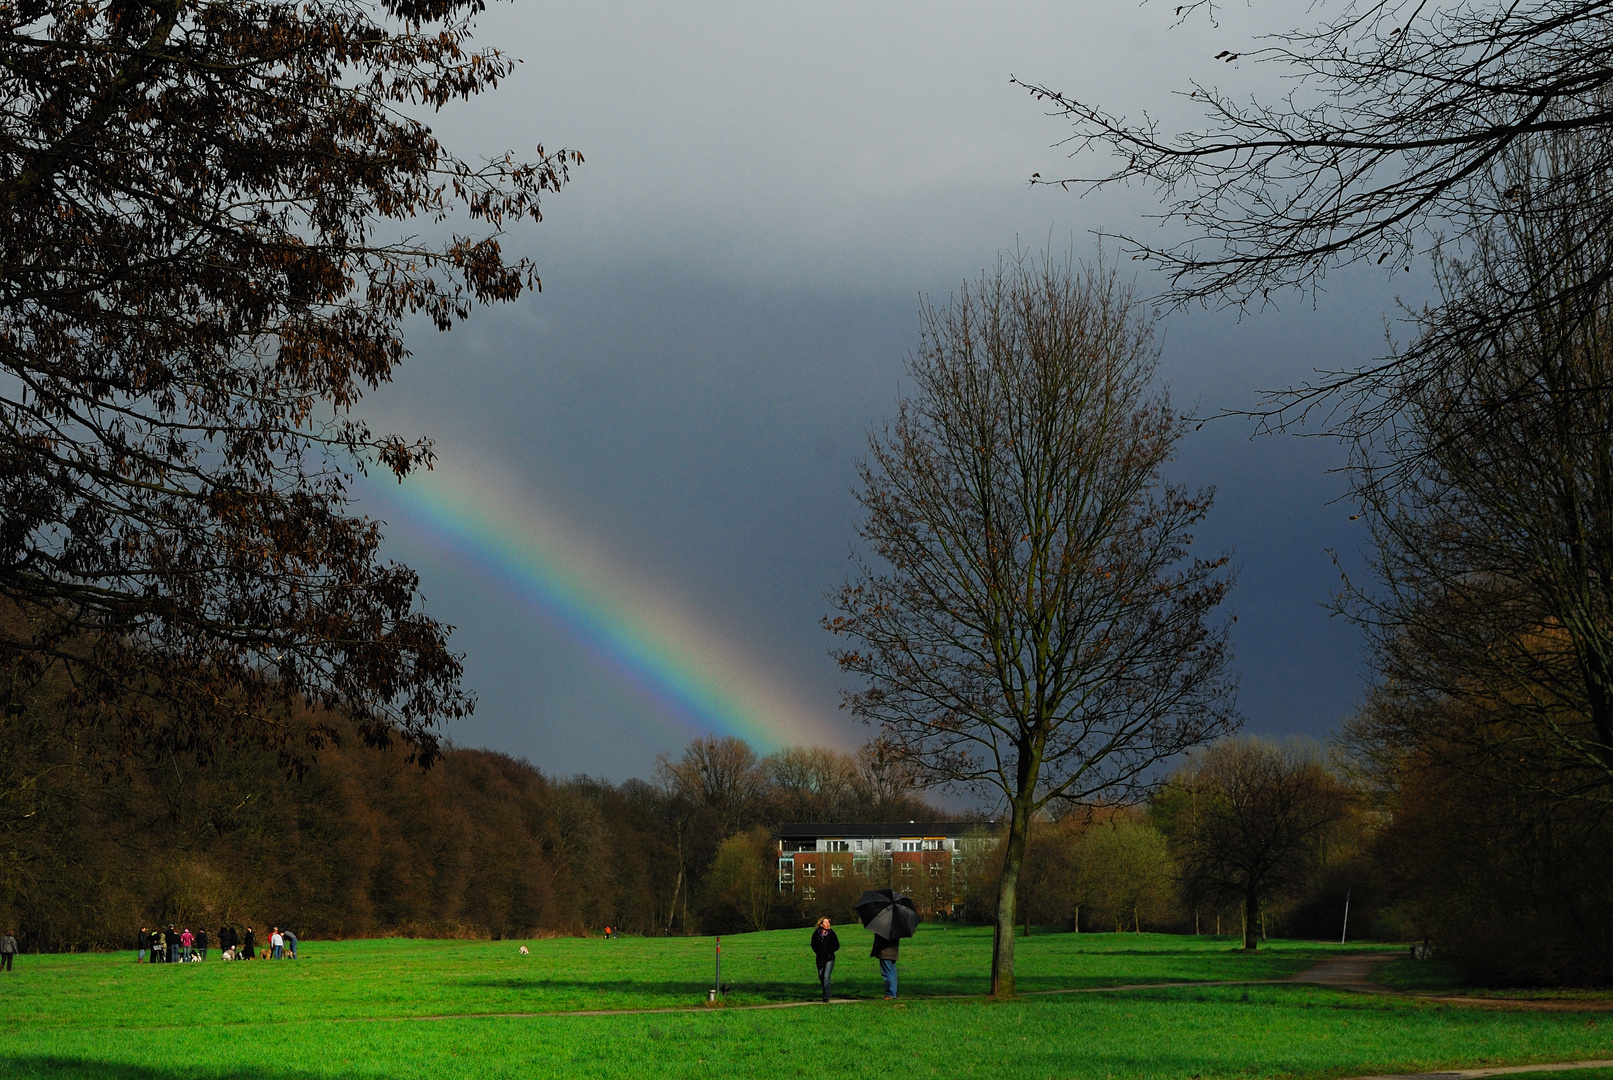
[991,795,1034,997]
[665,865,683,936]
[1243,889,1260,951]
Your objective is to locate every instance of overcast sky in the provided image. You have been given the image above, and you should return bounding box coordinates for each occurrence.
[359,1,1417,783]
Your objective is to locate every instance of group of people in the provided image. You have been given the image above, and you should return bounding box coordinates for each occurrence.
[137,925,298,963]
[138,926,207,963]
[808,917,900,1002]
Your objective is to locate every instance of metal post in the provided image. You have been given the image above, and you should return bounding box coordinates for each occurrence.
[715,936,722,999]
[1341,888,1351,944]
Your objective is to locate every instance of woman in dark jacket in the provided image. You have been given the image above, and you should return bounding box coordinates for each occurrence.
[809,917,840,1002]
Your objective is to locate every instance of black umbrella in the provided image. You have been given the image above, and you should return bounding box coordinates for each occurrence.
[854,889,920,940]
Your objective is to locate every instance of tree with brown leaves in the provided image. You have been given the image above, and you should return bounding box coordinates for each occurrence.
[0,1,579,770]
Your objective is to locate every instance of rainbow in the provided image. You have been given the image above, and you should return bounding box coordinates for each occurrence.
[369,453,845,753]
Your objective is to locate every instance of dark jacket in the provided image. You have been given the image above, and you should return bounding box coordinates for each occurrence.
[242,929,255,954]
[871,934,899,961]
[137,929,151,950]
[197,930,208,951]
[809,928,840,966]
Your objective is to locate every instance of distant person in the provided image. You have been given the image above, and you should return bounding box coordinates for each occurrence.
[872,932,899,999]
[810,917,840,1002]
[137,927,150,964]
[152,927,165,963]
[270,927,283,960]
[180,928,194,961]
[166,925,178,964]
[0,930,15,972]
[220,925,236,957]
[196,928,208,960]
[242,927,255,961]
[283,929,297,959]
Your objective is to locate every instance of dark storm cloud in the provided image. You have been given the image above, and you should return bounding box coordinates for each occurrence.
[359,2,1398,779]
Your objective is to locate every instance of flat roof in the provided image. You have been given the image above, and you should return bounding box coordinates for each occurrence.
[777,821,990,840]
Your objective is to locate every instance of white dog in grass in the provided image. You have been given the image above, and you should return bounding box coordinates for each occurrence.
[519,945,529,955]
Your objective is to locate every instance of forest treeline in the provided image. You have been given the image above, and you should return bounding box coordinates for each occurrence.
[11,686,1605,988]
[0,706,948,950]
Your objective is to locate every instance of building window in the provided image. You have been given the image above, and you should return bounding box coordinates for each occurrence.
[825,840,850,853]
[831,862,845,878]
[802,862,816,878]
[900,841,921,852]
[900,862,914,875]
[803,886,816,901]
[929,863,944,878]
[884,841,892,851]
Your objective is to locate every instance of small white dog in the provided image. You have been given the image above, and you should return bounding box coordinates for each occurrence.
[519,945,529,955]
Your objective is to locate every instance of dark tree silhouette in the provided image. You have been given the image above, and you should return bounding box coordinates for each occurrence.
[1019,1,1613,430]
[827,255,1239,996]
[1166,738,1354,950]
[0,2,579,767]
[1024,0,1613,306]
[1342,127,1613,806]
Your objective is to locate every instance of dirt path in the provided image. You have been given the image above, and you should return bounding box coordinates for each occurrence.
[1343,1061,1613,1080]
[1286,953,1613,1012]
[1288,952,1406,993]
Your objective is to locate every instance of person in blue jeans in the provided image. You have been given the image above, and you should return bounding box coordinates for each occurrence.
[872,933,899,998]
[809,918,840,1002]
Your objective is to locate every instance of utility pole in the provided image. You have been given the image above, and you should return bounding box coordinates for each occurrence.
[1340,888,1351,945]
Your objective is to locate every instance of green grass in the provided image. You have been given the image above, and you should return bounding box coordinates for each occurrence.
[1,928,1608,1080]
[1374,956,1472,994]
[1374,957,1613,1001]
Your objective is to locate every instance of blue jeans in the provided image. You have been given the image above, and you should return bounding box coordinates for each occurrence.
[817,960,834,1000]
[879,959,898,998]
[272,945,283,959]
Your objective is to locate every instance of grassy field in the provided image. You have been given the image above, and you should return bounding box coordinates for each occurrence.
[0,927,1608,1080]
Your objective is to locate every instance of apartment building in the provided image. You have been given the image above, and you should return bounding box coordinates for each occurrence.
[776,821,984,919]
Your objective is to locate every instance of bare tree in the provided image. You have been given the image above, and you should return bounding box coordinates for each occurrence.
[1341,127,1613,806]
[1023,1,1613,308]
[1165,738,1354,950]
[763,746,862,821]
[1019,2,1613,438]
[826,254,1239,996]
[855,737,927,819]
[656,736,766,840]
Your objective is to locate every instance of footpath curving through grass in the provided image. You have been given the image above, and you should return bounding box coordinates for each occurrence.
[0,928,1608,1080]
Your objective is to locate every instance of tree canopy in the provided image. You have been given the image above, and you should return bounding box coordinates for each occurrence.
[0,1,579,768]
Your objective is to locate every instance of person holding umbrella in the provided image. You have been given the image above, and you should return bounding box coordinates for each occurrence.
[854,889,919,1000]
[809,917,839,1002]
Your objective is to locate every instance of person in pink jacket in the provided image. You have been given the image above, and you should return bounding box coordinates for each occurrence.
[180,928,194,961]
